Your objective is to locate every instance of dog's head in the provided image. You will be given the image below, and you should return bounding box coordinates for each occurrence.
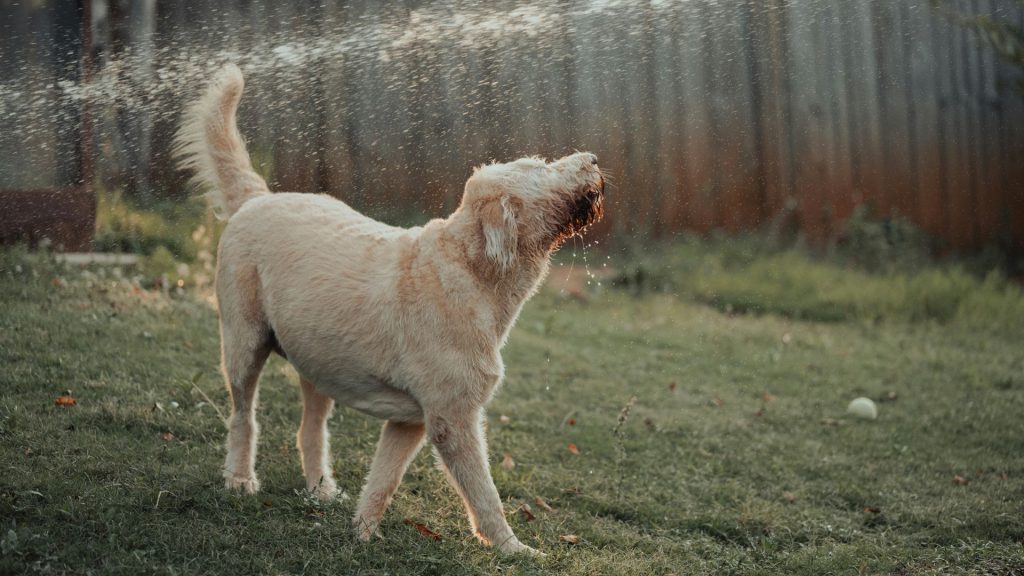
[463,152,605,271]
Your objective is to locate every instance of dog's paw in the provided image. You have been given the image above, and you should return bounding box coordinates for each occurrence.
[352,515,383,542]
[496,538,545,557]
[224,475,261,494]
[307,476,339,501]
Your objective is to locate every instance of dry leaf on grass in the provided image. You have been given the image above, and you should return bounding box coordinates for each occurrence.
[517,503,536,521]
[782,491,797,503]
[761,391,777,402]
[501,453,515,471]
[559,534,579,544]
[560,411,577,427]
[668,382,677,393]
[710,397,723,407]
[863,506,881,514]
[953,474,970,486]
[54,395,76,406]
[160,431,176,441]
[534,496,555,513]
[567,443,580,455]
[499,414,511,424]
[404,519,442,541]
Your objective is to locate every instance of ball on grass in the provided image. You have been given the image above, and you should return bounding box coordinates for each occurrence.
[847,397,878,420]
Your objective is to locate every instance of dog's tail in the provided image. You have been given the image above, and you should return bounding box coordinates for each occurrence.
[174,64,269,219]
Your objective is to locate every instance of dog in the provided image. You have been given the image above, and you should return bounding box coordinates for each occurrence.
[175,64,604,555]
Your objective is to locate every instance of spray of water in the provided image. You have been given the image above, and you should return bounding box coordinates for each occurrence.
[0,0,681,150]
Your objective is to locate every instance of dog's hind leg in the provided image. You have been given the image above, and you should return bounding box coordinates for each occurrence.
[353,420,426,540]
[297,378,338,500]
[220,317,270,494]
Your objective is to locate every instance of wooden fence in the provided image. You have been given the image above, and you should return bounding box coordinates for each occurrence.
[2,0,1022,254]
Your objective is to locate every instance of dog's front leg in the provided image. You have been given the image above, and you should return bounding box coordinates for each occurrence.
[429,409,540,556]
[353,420,426,540]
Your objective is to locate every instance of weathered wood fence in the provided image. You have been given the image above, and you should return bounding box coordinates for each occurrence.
[2,0,1022,254]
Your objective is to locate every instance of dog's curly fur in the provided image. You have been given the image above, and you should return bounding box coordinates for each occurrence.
[175,64,605,555]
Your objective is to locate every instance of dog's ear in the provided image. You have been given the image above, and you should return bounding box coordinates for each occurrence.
[480,195,518,270]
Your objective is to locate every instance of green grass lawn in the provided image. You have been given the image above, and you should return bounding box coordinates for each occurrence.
[1,246,1022,575]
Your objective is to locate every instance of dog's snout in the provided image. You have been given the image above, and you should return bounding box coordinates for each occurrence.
[590,156,599,165]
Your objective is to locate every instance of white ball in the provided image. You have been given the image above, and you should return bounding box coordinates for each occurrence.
[847,397,878,420]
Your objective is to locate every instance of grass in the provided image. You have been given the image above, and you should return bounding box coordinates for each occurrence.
[611,236,1024,333]
[1,244,1023,575]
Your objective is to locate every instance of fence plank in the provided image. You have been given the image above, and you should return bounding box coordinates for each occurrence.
[907,2,945,240]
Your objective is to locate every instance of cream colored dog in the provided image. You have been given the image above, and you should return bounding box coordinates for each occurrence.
[175,65,604,555]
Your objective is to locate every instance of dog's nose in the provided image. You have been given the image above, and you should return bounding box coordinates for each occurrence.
[590,155,599,165]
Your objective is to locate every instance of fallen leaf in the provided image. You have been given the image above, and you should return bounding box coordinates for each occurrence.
[761,391,777,402]
[160,431,176,441]
[567,443,580,455]
[183,340,194,350]
[953,474,970,486]
[55,395,76,406]
[559,534,579,544]
[501,453,515,471]
[404,519,442,541]
[863,506,881,514]
[643,417,656,431]
[534,496,555,513]
[754,407,766,417]
[668,382,677,393]
[820,418,841,427]
[262,500,273,508]
[560,411,577,427]
[499,414,511,425]
[562,486,582,495]
[710,397,723,407]
[782,491,797,503]
[517,503,536,521]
